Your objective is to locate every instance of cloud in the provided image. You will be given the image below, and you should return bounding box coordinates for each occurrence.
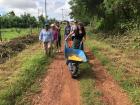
[54,0,71,20]
[37,0,65,11]
[0,0,71,20]
[0,0,37,9]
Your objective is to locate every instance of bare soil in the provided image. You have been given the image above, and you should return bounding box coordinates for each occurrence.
[32,53,81,105]
[31,50,133,105]
[88,51,133,105]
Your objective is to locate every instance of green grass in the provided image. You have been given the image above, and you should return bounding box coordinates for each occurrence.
[0,48,52,105]
[1,28,38,41]
[79,63,102,105]
[86,34,140,105]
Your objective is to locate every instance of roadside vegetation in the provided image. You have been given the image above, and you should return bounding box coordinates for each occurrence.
[69,0,140,104]
[86,31,140,105]
[79,63,102,105]
[0,43,52,105]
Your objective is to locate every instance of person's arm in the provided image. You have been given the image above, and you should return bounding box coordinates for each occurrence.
[56,31,59,41]
[65,26,75,40]
[65,32,73,41]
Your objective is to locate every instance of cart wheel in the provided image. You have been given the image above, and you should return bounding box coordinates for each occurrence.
[71,64,79,79]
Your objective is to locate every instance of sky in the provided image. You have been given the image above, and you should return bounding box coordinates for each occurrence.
[0,0,71,20]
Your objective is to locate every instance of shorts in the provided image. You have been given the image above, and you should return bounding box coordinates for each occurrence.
[44,42,51,49]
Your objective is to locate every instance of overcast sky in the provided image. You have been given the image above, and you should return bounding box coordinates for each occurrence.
[0,0,71,20]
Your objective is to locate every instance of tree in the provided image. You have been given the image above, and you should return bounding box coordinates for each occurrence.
[38,15,45,27]
[69,0,140,32]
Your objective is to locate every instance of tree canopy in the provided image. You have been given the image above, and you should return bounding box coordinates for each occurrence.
[69,0,140,32]
[0,11,54,28]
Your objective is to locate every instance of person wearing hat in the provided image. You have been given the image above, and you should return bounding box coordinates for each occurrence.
[50,23,59,52]
[65,21,86,50]
[55,21,62,52]
[39,23,53,55]
[65,20,78,41]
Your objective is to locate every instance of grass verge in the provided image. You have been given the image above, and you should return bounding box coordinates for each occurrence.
[1,28,38,41]
[0,50,52,105]
[86,35,140,105]
[79,63,102,105]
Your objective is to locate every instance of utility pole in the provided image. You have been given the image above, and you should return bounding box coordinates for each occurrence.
[0,15,2,41]
[45,0,47,19]
[38,8,40,18]
[61,9,64,21]
[37,8,40,31]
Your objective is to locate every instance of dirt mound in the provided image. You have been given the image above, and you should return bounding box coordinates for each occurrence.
[0,35,38,64]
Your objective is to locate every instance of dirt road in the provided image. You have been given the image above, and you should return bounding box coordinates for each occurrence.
[32,53,81,105]
[88,51,132,105]
[32,50,132,105]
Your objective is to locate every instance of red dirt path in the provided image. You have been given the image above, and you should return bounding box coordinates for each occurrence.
[32,53,81,105]
[32,49,133,105]
[87,51,133,105]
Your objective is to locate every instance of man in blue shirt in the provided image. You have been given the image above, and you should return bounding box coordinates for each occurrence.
[39,24,53,55]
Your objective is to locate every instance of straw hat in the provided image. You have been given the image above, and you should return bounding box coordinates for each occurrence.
[50,24,55,27]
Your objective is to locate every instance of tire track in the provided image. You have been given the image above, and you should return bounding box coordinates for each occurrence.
[32,53,81,105]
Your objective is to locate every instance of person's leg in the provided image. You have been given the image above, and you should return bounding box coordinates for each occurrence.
[56,40,59,49]
[82,42,84,50]
[58,36,61,52]
[47,42,51,56]
[72,39,80,49]
[59,35,61,47]
[44,42,48,55]
[56,41,59,52]
[54,40,58,52]
[80,42,84,50]
[52,42,55,54]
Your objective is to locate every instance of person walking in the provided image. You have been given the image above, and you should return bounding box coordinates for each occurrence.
[50,24,59,52]
[55,22,61,52]
[65,21,86,50]
[64,21,72,48]
[39,24,53,56]
[73,22,86,50]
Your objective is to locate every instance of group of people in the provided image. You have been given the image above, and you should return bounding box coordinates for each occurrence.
[39,20,86,56]
[39,21,61,55]
[64,20,86,50]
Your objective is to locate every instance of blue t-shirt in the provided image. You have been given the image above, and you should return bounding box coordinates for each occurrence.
[39,29,53,42]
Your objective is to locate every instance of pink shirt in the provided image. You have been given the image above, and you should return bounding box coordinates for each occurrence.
[52,30,58,41]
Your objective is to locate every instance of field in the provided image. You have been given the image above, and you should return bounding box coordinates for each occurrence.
[0,26,140,105]
[1,0,140,104]
[0,28,39,41]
